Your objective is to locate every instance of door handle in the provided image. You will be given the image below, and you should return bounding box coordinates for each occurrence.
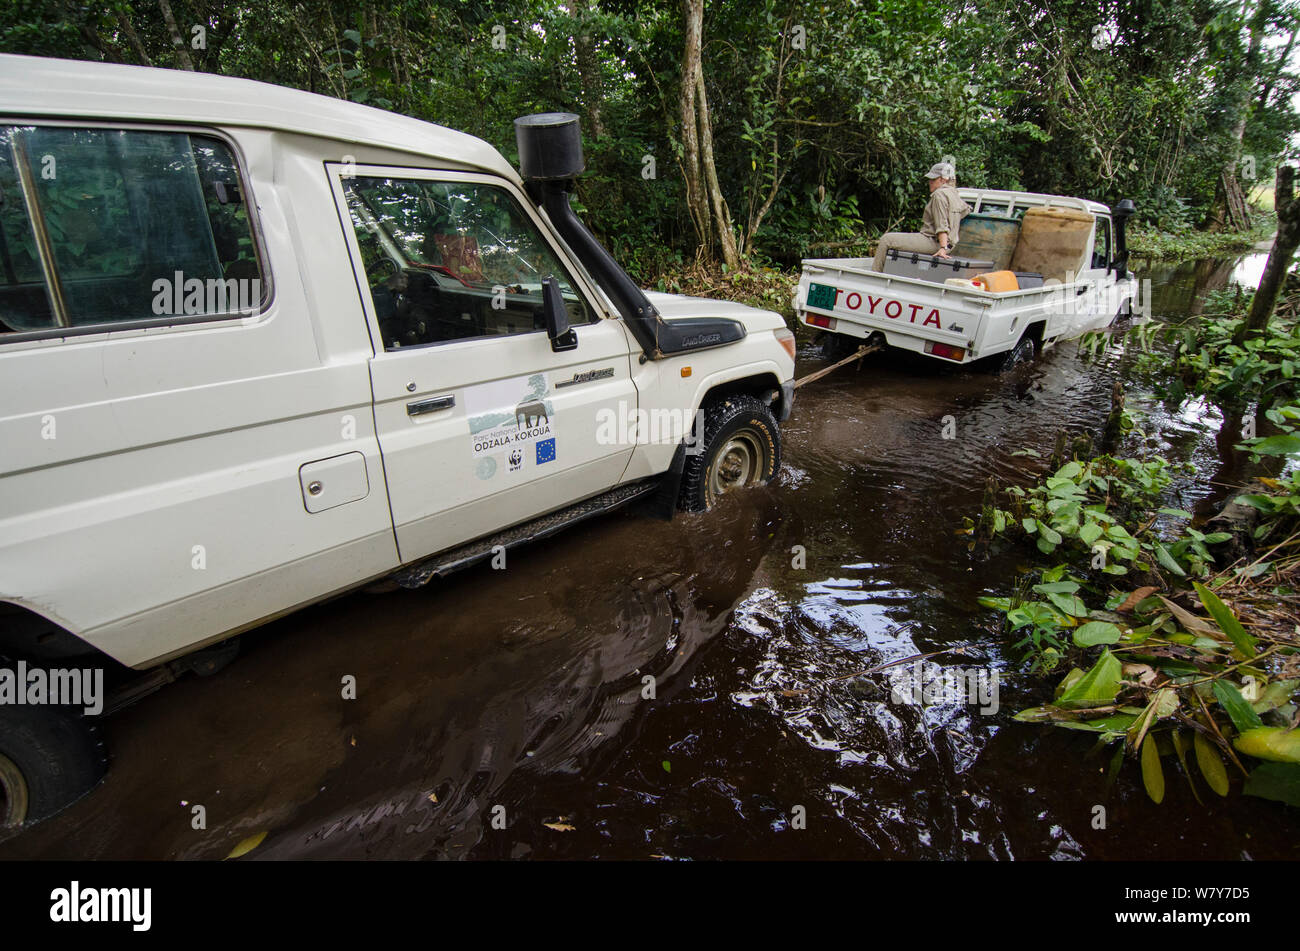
[407,394,455,416]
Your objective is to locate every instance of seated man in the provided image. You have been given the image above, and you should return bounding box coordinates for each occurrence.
[871,162,972,271]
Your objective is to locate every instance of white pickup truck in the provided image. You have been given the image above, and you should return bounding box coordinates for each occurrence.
[0,56,795,828]
[794,189,1139,370]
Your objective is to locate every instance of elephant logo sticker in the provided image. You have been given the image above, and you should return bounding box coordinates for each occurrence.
[515,399,549,428]
[465,373,556,469]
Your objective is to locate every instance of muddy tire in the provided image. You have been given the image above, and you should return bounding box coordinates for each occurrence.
[0,704,106,832]
[997,334,1036,372]
[678,395,781,512]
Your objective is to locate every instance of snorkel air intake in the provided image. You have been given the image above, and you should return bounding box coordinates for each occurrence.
[1111,198,1136,278]
[513,112,745,360]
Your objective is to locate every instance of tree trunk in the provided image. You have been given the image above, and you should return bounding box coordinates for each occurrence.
[679,0,711,251]
[695,69,740,268]
[571,0,606,139]
[158,0,196,71]
[1206,1,1267,232]
[1235,165,1300,344]
[1257,24,1297,110]
[118,12,154,66]
[679,0,740,266]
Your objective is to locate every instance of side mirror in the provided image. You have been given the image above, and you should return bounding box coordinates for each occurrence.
[543,276,577,352]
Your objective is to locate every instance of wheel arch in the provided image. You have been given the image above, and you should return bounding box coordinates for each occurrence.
[695,368,787,421]
[0,601,108,664]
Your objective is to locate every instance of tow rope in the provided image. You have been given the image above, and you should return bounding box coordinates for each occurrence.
[792,342,881,389]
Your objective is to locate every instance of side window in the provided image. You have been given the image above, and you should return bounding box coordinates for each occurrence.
[1092,216,1112,269]
[0,126,264,336]
[342,176,593,350]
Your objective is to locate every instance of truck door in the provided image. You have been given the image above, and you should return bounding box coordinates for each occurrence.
[329,166,638,565]
[1071,213,1114,335]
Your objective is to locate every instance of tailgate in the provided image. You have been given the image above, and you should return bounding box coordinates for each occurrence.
[797,258,986,346]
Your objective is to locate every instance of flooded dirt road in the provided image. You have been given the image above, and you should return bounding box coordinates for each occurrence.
[5,255,1299,860]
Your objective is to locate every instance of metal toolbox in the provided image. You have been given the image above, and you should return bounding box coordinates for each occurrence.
[882,249,995,283]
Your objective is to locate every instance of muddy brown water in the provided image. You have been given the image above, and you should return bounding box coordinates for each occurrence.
[4,254,1298,860]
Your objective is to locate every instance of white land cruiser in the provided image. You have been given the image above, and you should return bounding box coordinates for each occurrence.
[0,56,795,828]
[795,189,1139,370]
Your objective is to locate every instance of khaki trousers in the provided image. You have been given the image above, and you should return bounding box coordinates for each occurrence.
[872,232,942,271]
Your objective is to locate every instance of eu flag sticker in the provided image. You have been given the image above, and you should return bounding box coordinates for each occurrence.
[536,437,556,465]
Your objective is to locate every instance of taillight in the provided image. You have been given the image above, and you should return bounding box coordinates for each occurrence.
[924,341,966,361]
[773,328,796,361]
[805,313,834,329]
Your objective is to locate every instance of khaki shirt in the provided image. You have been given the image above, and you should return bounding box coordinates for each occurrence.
[920,185,971,247]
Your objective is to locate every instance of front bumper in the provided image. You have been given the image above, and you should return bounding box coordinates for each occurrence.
[777,381,795,422]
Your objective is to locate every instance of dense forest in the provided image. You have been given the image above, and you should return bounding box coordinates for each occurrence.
[3,0,1298,275]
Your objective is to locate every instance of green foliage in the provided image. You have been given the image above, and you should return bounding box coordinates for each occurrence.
[3,0,1297,271]
[1004,578,1300,807]
[1169,311,1300,409]
[1127,216,1277,261]
[973,437,1300,809]
[970,456,1227,578]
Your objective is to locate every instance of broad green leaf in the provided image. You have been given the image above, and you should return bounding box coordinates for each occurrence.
[1013,706,1058,723]
[1073,621,1122,647]
[1074,713,1137,733]
[1033,581,1080,594]
[1212,680,1264,732]
[1104,743,1125,796]
[1193,582,1257,658]
[1233,727,1300,763]
[1141,734,1165,804]
[1244,434,1300,456]
[1058,649,1123,708]
[1079,521,1104,546]
[1046,591,1088,616]
[1054,668,1085,699]
[1252,678,1300,714]
[1129,687,1178,751]
[1242,762,1300,806]
[1193,733,1229,796]
[1152,541,1186,577]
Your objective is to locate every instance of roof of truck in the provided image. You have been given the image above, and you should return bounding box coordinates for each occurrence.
[958,187,1111,216]
[0,54,518,179]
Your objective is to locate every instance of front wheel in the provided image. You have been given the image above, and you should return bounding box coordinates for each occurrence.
[678,395,781,511]
[0,704,106,834]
